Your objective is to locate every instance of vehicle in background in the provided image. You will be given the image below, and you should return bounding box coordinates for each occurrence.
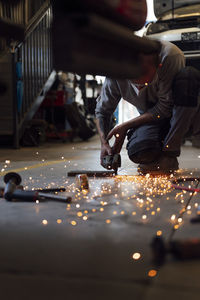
[144,0,200,70]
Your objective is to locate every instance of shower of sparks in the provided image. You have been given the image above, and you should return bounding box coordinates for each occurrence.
[171,214,176,221]
[26,172,197,229]
[1,150,199,284]
[106,219,111,224]
[42,220,48,225]
[132,253,141,260]
[71,221,77,226]
[115,174,172,196]
[148,269,157,277]
[11,167,199,271]
[77,212,83,217]
[156,230,162,236]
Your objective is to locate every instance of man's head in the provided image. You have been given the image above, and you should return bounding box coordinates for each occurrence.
[132,47,162,85]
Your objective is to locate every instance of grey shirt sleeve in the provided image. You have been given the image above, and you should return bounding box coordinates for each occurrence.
[95,78,121,119]
[148,53,185,120]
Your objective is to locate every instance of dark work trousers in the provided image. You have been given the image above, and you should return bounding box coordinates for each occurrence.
[127,100,200,164]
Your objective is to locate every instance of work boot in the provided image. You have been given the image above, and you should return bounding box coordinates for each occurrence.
[138,155,179,175]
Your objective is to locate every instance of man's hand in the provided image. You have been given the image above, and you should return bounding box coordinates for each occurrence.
[107,123,128,154]
[100,142,113,168]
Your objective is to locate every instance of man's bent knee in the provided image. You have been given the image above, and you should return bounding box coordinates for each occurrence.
[128,149,161,164]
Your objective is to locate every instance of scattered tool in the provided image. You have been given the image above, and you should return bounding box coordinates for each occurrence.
[171,177,200,193]
[76,174,89,190]
[68,170,115,177]
[36,188,66,193]
[171,177,200,224]
[190,216,200,223]
[0,187,66,197]
[3,172,71,203]
[0,185,23,198]
[151,236,200,266]
[151,177,200,266]
[102,154,121,175]
[3,172,22,200]
[68,154,121,177]
[5,189,71,203]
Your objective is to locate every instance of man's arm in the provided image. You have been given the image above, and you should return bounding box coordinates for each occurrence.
[96,116,112,145]
[107,52,186,152]
[96,117,113,166]
[95,78,121,166]
[148,53,185,120]
[107,112,154,154]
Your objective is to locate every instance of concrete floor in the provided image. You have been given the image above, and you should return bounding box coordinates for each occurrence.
[0,135,200,300]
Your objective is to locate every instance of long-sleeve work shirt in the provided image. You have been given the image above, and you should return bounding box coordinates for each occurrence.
[95,40,185,121]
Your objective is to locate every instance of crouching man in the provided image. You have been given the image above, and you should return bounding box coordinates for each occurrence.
[95,40,200,174]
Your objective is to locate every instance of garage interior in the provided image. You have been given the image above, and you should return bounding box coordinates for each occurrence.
[0,1,200,299]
